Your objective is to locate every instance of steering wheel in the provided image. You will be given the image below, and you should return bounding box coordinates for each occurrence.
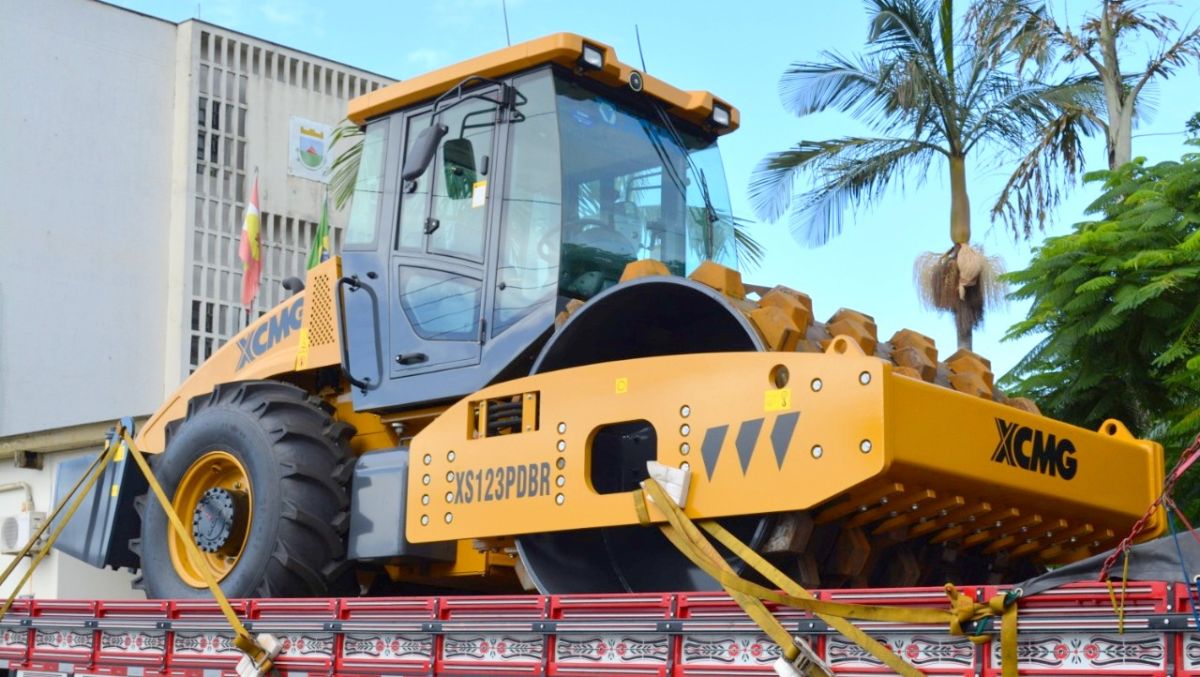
[541,217,637,259]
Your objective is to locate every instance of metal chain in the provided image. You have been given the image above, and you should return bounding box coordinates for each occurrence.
[1099,432,1200,582]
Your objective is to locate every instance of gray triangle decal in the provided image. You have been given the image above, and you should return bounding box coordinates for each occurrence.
[771,411,800,469]
[735,418,764,475]
[700,425,728,481]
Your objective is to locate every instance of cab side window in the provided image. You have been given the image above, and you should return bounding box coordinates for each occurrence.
[396,98,497,262]
[397,112,431,250]
[394,93,499,343]
[343,122,388,248]
[428,99,495,260]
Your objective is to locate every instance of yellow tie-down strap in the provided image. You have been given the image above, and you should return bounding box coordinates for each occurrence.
[0,423,275,673]
[634,478,1020,677]
[116,428,276,672]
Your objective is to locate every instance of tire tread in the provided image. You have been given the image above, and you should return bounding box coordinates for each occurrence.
[137,378,354,599]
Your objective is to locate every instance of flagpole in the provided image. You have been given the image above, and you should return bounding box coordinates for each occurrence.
[247,167,256,329]
[307,185,332,271]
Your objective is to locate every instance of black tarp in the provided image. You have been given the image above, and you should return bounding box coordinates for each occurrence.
[1017,534,1200,597]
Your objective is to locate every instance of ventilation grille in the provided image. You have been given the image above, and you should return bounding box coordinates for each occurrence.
[1,517,18,552]
[0,512,45,555]
[309,273,335,346]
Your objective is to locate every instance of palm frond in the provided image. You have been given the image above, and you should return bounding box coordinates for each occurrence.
[749,136,937,235]
[1128,25,1200,103]
[991,104,1092,238]
[868,0,961,140]
[780,54,899,124]
[869,0,939,64]
[975,0,1063,74]
[1130,75,1160,126]
[732,216,766,270]
[791,138,937,245]
[328,120,363,209]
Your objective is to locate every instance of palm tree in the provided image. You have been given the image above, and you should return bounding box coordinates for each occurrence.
[997,0,1200,171]
[750,0,1095,350]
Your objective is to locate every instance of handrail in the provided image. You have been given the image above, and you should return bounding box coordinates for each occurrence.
[336,275,382,394]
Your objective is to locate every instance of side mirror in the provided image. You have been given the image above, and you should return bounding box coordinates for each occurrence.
[442,137,476,200]
[401,124,449,181]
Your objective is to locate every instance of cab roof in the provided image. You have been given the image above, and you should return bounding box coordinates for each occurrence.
[346,32,740,133]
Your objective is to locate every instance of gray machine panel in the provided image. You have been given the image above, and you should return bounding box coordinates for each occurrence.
[51,451,147,570]
[348,448,455,561]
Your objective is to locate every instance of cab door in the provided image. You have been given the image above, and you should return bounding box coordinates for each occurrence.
[388,91,501,378]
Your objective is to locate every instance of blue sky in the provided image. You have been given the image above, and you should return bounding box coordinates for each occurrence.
[113,0,1200,376]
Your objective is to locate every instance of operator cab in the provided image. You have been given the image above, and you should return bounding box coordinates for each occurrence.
[339,34,740,412]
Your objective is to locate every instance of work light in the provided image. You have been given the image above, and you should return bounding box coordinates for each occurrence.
[712,104,731,127]
[580,43,604,70]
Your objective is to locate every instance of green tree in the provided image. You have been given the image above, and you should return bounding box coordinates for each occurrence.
[750,0,1095,351]
[1186,111,1200,137]
[997,0,1200,170]
[1001,145,1200,456]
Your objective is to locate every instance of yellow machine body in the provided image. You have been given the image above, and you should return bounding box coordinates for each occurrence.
[407,340,1163,565]
[132,253,1166,581]
[347,32,739,131]
[136,259,345,454]
[118,30,1166,596]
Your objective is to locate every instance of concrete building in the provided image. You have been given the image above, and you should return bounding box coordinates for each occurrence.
[0,0,393,598]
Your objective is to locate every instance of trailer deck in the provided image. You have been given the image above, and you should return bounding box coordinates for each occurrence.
[0,581,1195,676]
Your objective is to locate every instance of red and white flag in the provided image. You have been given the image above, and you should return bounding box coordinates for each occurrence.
[238,176,262,308]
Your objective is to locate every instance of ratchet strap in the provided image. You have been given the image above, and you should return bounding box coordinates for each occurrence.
[0,439,117,619]
[0,420,274,673]
[117,425,274,670]
[635,478,1021,677]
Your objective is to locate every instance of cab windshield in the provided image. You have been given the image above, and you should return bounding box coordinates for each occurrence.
[474,68,740,335]
[552,75,737,299]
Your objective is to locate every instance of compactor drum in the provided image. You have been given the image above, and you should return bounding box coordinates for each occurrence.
[55,34,1165,599]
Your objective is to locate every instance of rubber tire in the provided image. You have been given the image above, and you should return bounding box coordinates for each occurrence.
[138,380,353,599]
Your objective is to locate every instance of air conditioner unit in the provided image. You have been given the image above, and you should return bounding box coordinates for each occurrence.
[1,512,46,556]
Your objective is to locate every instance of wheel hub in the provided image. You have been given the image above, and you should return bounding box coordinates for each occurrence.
[192,487,244,553]
[169,450,253,586]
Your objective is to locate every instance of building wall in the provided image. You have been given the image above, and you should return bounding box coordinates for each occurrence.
[174,22,389,379]
[0,0,393,599]
[0,0,177,437]
[0,0,393,438]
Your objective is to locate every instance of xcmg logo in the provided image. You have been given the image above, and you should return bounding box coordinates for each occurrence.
[236,296,304,369]
[992,418,1078,480]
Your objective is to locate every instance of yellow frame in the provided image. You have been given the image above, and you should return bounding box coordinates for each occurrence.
[406,340,1164,565]
[347,33,739,132]
[137,258,344,454]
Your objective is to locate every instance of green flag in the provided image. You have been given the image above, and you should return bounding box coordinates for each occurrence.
[307,195,331,270]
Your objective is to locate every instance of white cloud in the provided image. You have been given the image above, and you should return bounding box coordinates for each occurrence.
[198,0,246,27]
[260,2,300,25]
[258,0,327,38]
[407,48,450,72]
[430,0,532,30]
